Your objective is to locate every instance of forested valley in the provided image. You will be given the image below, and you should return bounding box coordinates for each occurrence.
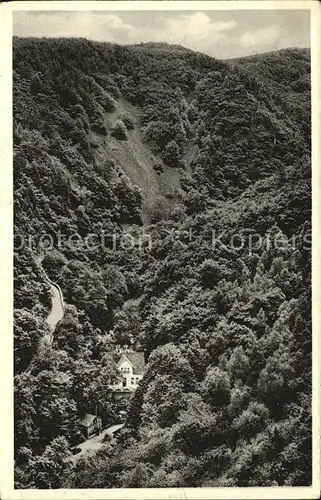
[13,37,311,488]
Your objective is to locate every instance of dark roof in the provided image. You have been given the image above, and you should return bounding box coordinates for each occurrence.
[124,352,145,375]
[80,413,97,428]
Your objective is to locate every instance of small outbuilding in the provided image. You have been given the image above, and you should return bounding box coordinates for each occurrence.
[79,413,102,439]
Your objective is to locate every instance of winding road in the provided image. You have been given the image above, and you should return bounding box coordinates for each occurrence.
[36,253,125,459]
[46,278,64,331]
[36,253,65,335]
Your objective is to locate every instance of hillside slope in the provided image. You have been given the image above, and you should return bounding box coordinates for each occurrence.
[92,97,182,224]
[13,39,311,489]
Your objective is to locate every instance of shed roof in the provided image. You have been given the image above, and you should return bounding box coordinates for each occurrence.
[125,352,145,375]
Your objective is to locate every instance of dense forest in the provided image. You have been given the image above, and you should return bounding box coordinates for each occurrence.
[13,37,311,488]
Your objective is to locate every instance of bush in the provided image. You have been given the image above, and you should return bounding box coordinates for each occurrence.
[90,136,100,148]
[199,259,220,287]
[163,140,181,168]
[100,92,117,113]
[91,119,108,135]
[102,432,112,443]
[111,120,128,140]
[150,196,171,223]
[152,159,164,174]
[119,112,136,130]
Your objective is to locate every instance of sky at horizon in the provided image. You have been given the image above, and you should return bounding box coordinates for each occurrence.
[13,10,310,59]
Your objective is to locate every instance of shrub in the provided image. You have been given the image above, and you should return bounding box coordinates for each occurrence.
[91,118,108,135]
[199,259,220,287]
[90,136,100,148]
[100,92,117,113]
[111,120,128,140]
[152,159,164,174]
[119,112,136,130]
[163,140,181,168]
[150,196,170,223]
[102,432,112,443]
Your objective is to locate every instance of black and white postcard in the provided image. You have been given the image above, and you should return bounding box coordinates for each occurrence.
[0,1,320,499]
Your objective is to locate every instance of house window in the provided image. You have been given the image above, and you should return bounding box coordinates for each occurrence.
[131,378,134,385]
[136,377,140,384]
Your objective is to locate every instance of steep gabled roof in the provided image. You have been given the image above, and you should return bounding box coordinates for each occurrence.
[110,349,146,375]
[116,353,129,368]
[80,413,96,428]
[124,352,145,375]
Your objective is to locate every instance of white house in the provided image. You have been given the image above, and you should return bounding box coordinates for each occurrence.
[110,349,145,392]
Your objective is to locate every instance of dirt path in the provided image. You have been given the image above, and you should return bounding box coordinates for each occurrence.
[70,423,124,462]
